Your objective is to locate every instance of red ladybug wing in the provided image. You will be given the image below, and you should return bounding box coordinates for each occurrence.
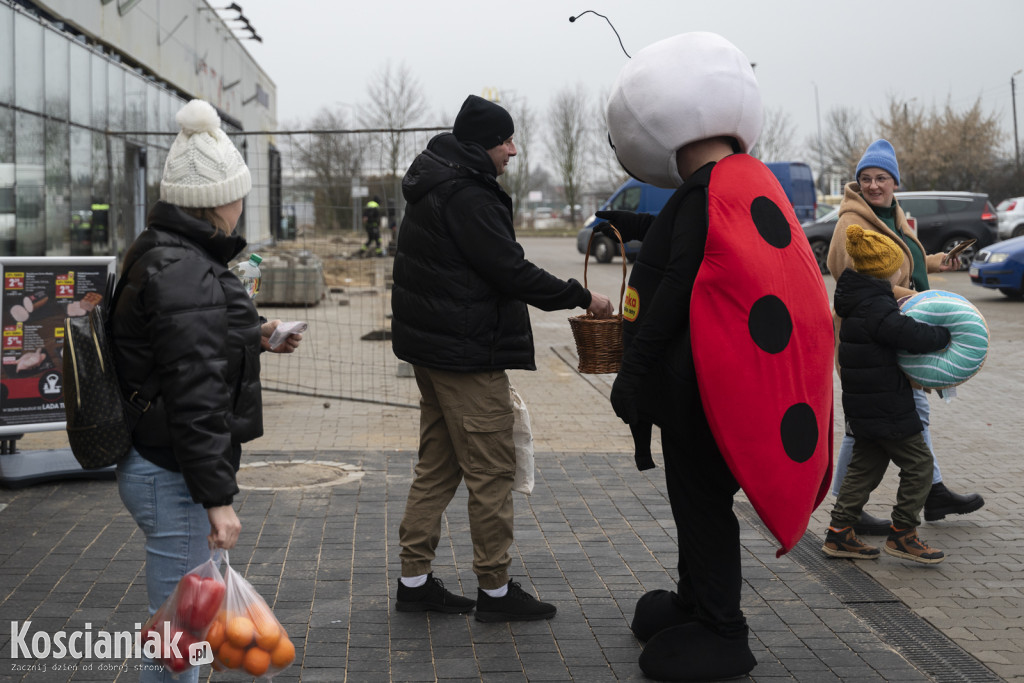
[690,154,834,555]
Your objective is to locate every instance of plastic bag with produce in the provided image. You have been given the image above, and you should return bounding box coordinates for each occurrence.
[208,552,296,679]
[142,553,226,676]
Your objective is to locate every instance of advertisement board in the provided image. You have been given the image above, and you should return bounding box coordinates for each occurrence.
[0,257,117,436]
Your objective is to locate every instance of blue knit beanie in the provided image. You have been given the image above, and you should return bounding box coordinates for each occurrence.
[856,139,900,186]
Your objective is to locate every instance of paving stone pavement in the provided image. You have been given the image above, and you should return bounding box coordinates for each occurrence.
[1,247,1020,682]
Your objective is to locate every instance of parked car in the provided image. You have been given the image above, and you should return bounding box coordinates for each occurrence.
[802,206,839,273]
[576,179,675,263]
[898,192,998,268]
[804,203,836,225]
[801,191,998,275]
[579,163,820,263]
[969,235,1024,298]
[561,204,583,220]
[764,161,817,223]
[996,196,1024,240]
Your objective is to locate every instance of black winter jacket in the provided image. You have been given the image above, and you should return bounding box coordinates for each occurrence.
[391,133,591,372]
[111,202,264,508]
[833,268,951,440]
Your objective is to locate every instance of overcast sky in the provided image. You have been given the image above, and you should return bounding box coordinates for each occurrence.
[235,0,1024,163]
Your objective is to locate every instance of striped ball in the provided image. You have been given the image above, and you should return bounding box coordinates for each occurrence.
[897,290,989,389]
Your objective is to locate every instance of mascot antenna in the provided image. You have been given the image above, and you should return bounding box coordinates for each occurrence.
[568,10,630,58]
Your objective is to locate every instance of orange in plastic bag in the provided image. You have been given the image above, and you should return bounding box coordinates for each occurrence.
[211,552,296,679]
[142,552,226,676]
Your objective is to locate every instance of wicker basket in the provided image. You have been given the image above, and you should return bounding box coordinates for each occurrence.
[568,225,627,374]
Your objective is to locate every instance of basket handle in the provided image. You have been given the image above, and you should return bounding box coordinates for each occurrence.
[583,224,627,314]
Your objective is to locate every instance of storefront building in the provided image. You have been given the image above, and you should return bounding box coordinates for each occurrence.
[0,0,278,260]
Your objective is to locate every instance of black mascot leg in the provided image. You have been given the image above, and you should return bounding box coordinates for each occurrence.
[641,425,751,680]
[631,588,696,642]
[638,621,755,681]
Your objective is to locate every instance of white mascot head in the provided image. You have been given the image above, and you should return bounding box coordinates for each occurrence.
[606,31,763,189]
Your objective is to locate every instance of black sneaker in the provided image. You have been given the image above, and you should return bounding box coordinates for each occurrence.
[475,580,556,622]
[395,574,475,613]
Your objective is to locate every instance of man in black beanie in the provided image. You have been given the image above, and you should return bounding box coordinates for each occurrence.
[391,95,613,621]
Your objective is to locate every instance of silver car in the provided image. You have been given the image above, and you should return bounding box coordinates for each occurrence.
[996,196,1024,240]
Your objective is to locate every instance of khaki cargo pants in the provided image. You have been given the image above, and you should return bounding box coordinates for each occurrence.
[399,366,516,590]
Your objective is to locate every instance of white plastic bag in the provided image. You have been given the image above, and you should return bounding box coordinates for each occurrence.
[510,385,534,494]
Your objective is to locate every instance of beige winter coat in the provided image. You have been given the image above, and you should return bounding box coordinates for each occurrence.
[826,181,926,290]
[825,181,951,377]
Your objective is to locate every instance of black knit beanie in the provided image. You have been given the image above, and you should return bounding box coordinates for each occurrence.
[453,95,514,150]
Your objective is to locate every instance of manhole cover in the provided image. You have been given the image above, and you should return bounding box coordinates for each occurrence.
[237,460,364,491]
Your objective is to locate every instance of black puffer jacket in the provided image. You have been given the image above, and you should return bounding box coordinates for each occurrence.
[833,268,951,440]
[391,133,591,372]
[111,201,263,508]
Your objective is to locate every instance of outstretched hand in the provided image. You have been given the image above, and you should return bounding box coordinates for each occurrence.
[593,210,655,244]
[587,291,614,318]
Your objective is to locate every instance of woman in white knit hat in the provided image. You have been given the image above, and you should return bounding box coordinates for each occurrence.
[110,100,301,682]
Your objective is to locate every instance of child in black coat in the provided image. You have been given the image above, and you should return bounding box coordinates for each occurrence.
[823,225,952,564]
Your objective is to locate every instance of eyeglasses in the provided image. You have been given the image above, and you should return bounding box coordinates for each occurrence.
[858,174,894,187]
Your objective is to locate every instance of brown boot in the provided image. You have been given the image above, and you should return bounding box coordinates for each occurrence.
[884,527,945,564]
[822,526,880,559]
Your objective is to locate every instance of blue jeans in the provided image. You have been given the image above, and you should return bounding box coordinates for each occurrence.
[117,449,210,683]
[832,388,942,497]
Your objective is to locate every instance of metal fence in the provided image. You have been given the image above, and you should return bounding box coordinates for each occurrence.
[244,127,445,409]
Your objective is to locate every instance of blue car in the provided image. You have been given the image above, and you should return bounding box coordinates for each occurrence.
[969,235,1024,298]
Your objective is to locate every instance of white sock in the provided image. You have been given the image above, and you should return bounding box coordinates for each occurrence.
[401,574,427,588]
[482,583,508,598]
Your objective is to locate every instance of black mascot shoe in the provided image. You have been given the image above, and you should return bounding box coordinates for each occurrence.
[924,482,985,522]
[630,589,696,642]
[638,622,755,681]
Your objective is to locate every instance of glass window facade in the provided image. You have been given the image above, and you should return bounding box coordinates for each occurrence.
[0,2,251,258]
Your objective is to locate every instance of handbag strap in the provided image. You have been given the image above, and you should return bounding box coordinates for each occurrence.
[105,269,159,424]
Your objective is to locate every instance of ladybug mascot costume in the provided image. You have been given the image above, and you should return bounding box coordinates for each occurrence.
[598,32,835,681]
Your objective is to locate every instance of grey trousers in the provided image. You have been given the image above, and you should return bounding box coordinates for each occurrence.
[398,366,515,590]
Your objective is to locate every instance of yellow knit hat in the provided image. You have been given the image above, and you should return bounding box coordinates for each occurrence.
[846,224,903,279]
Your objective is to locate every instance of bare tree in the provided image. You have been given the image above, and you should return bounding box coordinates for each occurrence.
[809,106,871,194]
[752,107,797,162]
[547,84,591,227]
[288,107,368,231]
[361,60,428,215]
[877,96,1002,192]
[588,87,627,198]
[499,94,535,227]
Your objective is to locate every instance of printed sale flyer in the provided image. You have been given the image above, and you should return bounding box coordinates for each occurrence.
[0,258,114,431]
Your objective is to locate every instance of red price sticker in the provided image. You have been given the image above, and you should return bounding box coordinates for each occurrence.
[4,331,23,349]
[5,274,25,290]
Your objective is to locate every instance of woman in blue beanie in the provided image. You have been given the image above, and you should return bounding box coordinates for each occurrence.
[825,139,984,537]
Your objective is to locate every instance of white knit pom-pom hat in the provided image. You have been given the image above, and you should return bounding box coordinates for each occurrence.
[160,99,252,208]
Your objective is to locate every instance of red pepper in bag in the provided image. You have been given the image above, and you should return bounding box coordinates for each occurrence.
[192,577,226,631]
[143,552,226,676]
